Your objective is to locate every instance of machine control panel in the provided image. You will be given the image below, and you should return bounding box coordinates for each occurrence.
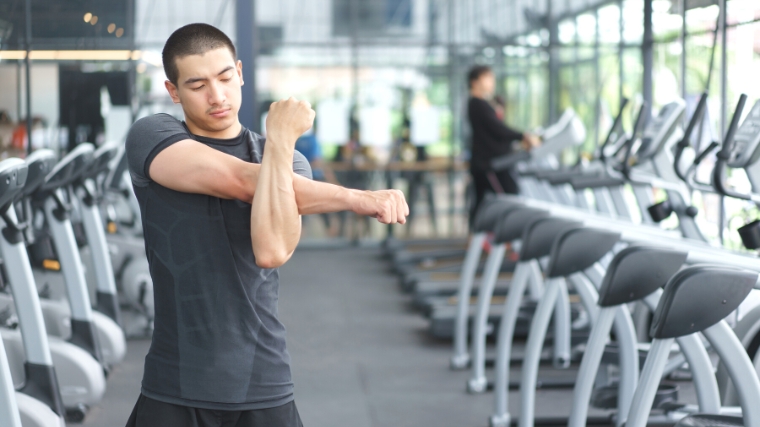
[727,100,760,169]
[637,100,686,160]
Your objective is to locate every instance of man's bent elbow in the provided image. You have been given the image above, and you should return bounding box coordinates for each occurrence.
[254,248,292,269]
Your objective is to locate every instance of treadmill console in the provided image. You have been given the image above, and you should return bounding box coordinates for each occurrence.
[530,108,586,159]
[637,100,686,160]
[727,99,760,169]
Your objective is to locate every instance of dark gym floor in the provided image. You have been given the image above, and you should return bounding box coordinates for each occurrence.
[81,247,687,427]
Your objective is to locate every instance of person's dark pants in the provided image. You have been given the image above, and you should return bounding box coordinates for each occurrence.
[469,169,519,230]
[126,394,303,427]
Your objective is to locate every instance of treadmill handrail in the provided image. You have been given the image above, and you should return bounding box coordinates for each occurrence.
[621,102,651,179]
[491,150,531,172]
[713,94,750,200]
[684,142,722,194]
[496,194,760,273]
[599,98,630,162]
[674,93,709,182]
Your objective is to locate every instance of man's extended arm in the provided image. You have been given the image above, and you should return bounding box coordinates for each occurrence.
[149,139,407,219]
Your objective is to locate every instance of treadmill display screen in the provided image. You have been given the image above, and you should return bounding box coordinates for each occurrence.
[639,103,681,160]
[728,100,760,169]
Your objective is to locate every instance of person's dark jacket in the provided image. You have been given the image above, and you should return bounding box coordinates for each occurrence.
[467,97,524,172]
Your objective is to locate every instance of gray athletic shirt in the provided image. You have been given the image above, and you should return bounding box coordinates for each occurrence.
[125,113,312,410]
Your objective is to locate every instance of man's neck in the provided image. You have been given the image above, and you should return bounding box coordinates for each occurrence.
[184,119,243,139]
[470,90,487,100]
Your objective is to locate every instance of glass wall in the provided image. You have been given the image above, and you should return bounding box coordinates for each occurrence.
[14,0,758,242]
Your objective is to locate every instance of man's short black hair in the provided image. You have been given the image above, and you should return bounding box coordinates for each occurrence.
[467,65,492,89]
[162,23,237,86]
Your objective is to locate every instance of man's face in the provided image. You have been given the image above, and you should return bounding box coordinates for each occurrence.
[477,71,496,98]
[164,47,244,136]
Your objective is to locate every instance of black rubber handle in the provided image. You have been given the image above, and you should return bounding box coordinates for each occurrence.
[674,93,708,182]
[599,98,630,160]
[713,94,748,198]
[693,141,720,166]
[622,102,650,178]
[680,93,708,148]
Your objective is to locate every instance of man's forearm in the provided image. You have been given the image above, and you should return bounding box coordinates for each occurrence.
[249,145,301,268]
[293,175,358,215]
[236,162,358,215]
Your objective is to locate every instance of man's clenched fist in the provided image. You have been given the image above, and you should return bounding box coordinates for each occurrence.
[351,189,410,225]
[266,97,316,148]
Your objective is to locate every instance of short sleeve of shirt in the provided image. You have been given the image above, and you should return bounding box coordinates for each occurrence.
[250,132,313,180]
[294,135,320,163]
[292,148,313,180]
[125,113,192,187]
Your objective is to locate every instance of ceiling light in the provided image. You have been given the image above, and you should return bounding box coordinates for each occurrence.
[0,50,142,61]
[115,28,124,37]
[90,16,98,25]
[108,23,116,33]
[84,12,92,23]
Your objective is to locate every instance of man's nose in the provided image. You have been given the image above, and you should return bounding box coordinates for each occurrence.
[208,81,226,105]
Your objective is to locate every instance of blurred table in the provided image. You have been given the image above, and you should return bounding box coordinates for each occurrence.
[325,158,468,173]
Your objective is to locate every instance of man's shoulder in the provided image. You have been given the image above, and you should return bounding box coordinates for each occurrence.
[125,113,190,184]
[128,114,182,137]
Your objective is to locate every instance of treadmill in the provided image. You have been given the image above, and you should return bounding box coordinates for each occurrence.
[425,109,588,339]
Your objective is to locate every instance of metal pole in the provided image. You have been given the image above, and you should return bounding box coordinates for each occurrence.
[448,0,457,236]
[350,0,359,111]
[594,8,601,147]
[235,0,258,132]
[642,0,654,108]
[547,0,559,124]
[618,0,624,105]
[16,61,22,122]
[24,0,32,155]
[127,0,137,123]
[680,0,687,102]
[719,0,727,136]
[718,0,728,245]
[347,0,360,246]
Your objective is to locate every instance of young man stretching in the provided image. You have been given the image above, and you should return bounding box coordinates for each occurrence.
[125,23,408,427]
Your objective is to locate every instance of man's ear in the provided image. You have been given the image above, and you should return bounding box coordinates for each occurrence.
[237,60,244,86]
[165,80,181,104]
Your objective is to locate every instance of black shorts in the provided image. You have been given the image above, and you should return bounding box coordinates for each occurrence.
[125,394,303,427]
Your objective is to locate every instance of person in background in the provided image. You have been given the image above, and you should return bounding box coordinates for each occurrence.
[467,65,540,228]
[9,116,47,156]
